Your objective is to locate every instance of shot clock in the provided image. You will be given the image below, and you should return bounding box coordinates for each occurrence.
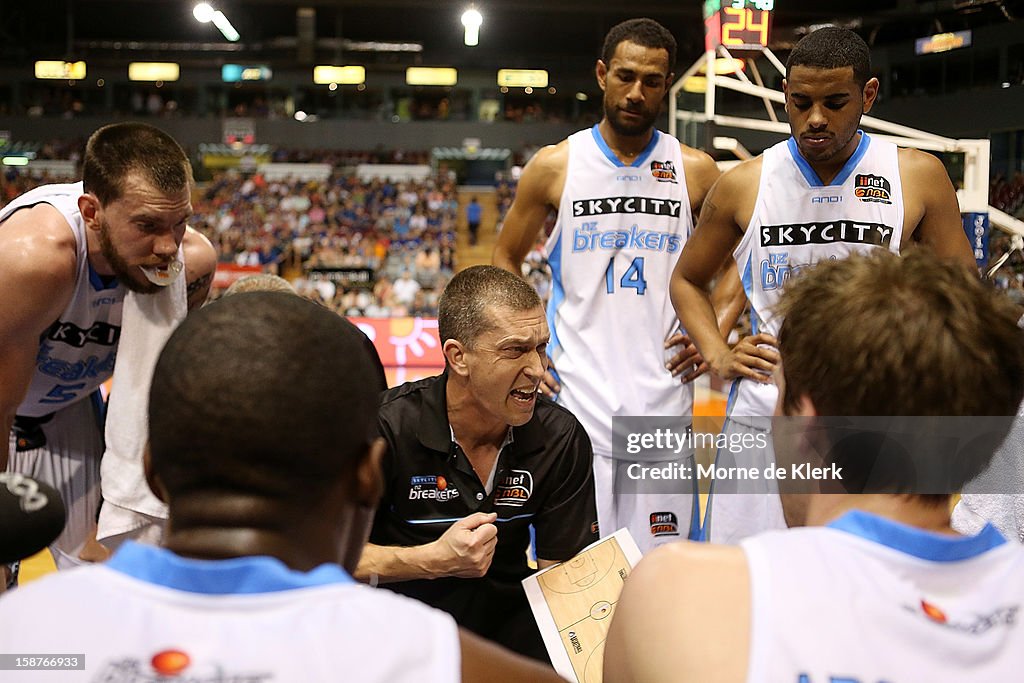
[703,0,775,52]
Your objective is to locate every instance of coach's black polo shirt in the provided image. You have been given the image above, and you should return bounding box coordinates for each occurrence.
[371,372,598,661]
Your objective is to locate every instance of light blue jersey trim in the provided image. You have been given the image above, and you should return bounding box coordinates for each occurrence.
[725,256,755,416]
[725,379,740,415]
[828,510,1006,562]
[406,513,535,525]
[88,262,120,292]
[786,131,871,188]
[740,255,757,335]
[590,124,661,168]
[106,541,354,594]
[546,228,565,358]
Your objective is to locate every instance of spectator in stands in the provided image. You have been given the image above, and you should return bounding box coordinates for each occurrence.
[466,197,482,246]
[392,270,421,307]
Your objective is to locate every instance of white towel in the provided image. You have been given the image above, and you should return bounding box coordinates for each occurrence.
[951,399,1024,543]
[98,252,188,528]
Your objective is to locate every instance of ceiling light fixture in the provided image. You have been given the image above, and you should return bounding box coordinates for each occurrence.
[461,6,482,46]
[193,3,240,42]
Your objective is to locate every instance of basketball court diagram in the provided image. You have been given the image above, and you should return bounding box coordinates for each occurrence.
[523,529,642,683]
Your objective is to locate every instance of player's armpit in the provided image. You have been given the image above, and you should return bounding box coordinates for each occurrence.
[492,143,567,274]
[459,628,566,683]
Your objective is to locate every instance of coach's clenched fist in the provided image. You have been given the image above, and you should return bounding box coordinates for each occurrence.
[432,512,498,578]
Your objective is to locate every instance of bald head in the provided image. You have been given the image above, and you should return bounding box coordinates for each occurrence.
[148,292,386,505]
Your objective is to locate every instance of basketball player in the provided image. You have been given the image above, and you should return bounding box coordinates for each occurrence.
[494,18,721,552]
[670,27,975,543]
[0,122,216,569]
[0,293,562,682]
[606,250,1024,682]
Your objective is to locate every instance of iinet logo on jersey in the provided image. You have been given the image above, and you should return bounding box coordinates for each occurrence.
[494,469,533,506]
[649,511,679,537]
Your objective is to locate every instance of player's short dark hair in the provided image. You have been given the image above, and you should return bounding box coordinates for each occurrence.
[149,292,387,502]
[786,26,872,88]
[777,250,1024,494]
[438,265,542,349]
[601,18,677,73]
[82,122,191,205]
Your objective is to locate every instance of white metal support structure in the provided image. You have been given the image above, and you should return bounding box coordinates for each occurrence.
[669,47,1024,239]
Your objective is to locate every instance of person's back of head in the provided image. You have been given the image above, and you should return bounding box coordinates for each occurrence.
[147,291,387,569]
[786,26,871,88]
[223,273,296,296]
[777,250,1024,493]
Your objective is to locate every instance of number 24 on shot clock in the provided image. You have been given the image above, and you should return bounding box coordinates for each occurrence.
[703,0,775,52]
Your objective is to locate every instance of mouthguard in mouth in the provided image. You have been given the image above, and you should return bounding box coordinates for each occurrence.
[139,260,184,286]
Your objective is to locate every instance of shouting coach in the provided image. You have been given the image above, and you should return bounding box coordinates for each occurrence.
[356,265,598,662]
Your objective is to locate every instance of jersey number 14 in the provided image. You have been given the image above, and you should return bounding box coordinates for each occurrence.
[605,256,647,295]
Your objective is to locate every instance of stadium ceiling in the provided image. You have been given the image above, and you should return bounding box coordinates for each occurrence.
[1,0,1020,71]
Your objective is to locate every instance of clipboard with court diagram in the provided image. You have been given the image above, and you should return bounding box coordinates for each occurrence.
[522,529,642,683]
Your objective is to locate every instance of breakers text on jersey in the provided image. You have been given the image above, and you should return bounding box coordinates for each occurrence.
[573,223,682,254]
[572,196,683,218]
[760,220,895,248]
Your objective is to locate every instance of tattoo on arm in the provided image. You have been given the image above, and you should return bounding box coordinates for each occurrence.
[699,198,718,226]
[186,272,213,306]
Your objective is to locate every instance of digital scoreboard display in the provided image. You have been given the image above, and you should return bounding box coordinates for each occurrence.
[703,0,775,52]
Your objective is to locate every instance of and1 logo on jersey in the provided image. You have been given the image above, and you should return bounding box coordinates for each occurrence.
[854,174,893,204]
[494,469,533,506]
[649,512,679,537]
[649,160,678,183]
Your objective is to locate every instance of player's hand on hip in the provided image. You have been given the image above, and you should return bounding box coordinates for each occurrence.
[664,332,709,383]
[539,353,560,399]
[436,512,498,578]
[711,333,779,383]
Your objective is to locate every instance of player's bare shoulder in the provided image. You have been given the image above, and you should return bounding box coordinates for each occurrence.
[521,141,569,207]
[182,227,217,309]
[0,203,79,288]
[705,155,764,231]
[0,202,80,332]
[680,144,722,210]
[897,146,953,198]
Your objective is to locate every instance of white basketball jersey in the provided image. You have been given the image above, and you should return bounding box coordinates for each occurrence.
[547,126,693,454]
[730,133,904,419]
[0,542,460,682]
[0,182,125,417]
[742,511,1024,683]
